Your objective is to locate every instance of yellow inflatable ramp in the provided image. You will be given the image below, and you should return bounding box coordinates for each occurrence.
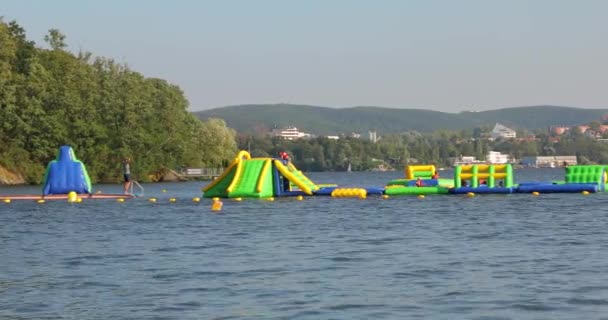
[274,160,318,195]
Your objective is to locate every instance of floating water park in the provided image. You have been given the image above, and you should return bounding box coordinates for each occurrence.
[202,150,608,198]
[1,148,605,202]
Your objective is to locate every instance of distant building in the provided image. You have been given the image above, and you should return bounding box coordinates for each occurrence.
[272,127,311,140]
[520,156,577,167]
[452,156,485,166]
[369,131,380,143]
[326,135,340,140]
[486,151,510,164]
[491,123,517,139]
[550,126,570,135]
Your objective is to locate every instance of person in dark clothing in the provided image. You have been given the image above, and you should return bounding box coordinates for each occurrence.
[122,157,132,194]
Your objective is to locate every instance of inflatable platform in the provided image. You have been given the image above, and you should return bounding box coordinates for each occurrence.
[384,164,452,195]
[383,163,608,196]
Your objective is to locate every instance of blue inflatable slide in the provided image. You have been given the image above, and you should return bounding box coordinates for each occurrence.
[42,146,92,195]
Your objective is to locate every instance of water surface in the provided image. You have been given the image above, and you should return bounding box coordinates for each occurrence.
[1,169,608,319]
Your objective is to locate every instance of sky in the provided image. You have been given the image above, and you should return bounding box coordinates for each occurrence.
[2,0,608,112]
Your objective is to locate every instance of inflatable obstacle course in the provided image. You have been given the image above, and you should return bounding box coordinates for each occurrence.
[454,164,513,188]
[450,164,514,194]
[405,164,436,180]
[202,151,322,198]
[384,164,452,195]
[517,165,605,194]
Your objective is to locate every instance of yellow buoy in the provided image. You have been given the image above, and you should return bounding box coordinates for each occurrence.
[37,199,45,204]
[382,194,389,199]
[296,195,303,201]
[466,192,475,198]
[148,197,157,203]
[211,200,223,211]
[532,191,540,196]
[418,194,425,199]
[162,189,167,193]
[67,191,78,203]
[3,199,10,203]
[116,198,125,203]
[582,191,590,195]
[192,197,201,203]
[212,197,220,201]
[234,197,242,202]
[169,198,177,203]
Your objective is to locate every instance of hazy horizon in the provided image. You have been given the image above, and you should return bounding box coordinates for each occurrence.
[3,0,608,112]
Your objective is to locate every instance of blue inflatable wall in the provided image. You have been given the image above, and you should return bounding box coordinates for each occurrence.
[515,183,598,193]
[42,146,92,195]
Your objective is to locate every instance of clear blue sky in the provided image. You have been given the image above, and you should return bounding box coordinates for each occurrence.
[3,0,608,112]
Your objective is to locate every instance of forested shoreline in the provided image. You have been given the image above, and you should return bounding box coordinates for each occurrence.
[0,20,237,184]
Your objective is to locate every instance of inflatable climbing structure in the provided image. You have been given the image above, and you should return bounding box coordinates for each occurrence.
[202,151,321,198]
[384,164,453,195]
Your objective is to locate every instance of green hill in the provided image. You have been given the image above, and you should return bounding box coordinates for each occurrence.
[193,104,608,135]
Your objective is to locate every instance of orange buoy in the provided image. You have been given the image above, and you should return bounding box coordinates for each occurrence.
[211,200,223,211]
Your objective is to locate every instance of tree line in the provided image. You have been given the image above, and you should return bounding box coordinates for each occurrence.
[0,20,236,183]
[236,127,608,172]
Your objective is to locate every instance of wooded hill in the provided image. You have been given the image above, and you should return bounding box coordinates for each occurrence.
[0,20,237,184]
[194,104,608,135]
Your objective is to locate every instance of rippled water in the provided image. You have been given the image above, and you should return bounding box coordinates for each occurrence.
[2,168,608,319]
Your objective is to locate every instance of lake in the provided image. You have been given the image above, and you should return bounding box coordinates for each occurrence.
[2,168,608,319]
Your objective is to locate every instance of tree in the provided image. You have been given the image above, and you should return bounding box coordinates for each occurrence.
[44,29,66,50]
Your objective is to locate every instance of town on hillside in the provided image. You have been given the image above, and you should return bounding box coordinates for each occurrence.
[269,116,608,168]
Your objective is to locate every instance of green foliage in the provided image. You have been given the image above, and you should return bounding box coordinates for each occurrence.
[0,20,236,183]
[236,130,608,171]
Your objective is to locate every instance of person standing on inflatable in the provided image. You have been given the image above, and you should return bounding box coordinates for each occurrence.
[122,157,132,194]
[279,152,291,191]
[279,151,290,165]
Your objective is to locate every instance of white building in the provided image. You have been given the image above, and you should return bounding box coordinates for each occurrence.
[491,123,517,139]
[486,151,510,164]
[272,127,311,140]
[520,156,577,167]
[452,156,485,166]
[369,131,380,143]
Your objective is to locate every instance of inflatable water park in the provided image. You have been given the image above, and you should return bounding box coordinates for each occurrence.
[0,145,134,201]
[2,147,606,203]
[202,150,608,199]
